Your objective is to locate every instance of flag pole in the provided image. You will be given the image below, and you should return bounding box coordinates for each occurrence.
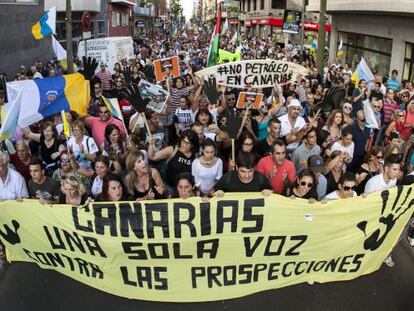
[66,0,74,74]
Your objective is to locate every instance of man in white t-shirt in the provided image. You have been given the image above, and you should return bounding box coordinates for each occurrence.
[324,172,358,200]
[364,155,400,267]
[364,156,399,194]
[278,99,310,153]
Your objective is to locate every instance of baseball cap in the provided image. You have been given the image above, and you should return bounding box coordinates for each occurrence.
[288,99,302,109]
[308,155,324,173]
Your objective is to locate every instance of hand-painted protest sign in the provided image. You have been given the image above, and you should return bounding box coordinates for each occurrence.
[153,56,180,82]
[236,92,263,109]
[1,186,413,302]
[138,80,169,113]
[195,60,308,89]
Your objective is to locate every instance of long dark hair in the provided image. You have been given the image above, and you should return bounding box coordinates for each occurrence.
[100,173,125,202]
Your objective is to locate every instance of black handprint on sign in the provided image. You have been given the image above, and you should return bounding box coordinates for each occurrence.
[203,76,222,105]
[357,186,414,251]
[122,84,150,113]
[79,56,98,80]
[0,220,21,245]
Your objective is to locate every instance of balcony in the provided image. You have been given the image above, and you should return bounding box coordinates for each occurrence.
[307,0,414,14]
[45,0,101,13]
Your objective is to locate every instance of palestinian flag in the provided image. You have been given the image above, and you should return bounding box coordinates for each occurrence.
[207,4,222,67]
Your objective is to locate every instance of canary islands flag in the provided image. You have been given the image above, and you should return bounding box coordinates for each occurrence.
[351,57,374,86]
[5,73,89,129]
[32,7,56,40]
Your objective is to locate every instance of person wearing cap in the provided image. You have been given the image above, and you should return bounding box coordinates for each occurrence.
[307,155,327,200]
[278,98,310,154]
[291,128,321,173]
[324,172,357,200]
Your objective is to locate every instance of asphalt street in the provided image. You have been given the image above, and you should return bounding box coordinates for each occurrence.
[0,241,413,311]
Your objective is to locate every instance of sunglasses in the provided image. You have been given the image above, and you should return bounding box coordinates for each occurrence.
[300,181,313,188]
[100,110,109,114]
[60,158,70,163]
[398,114,404,117]
[375,155,383,159]
[62,175,79,182]
[343,106,352,110]
[373,106,381,109]
[343,186,355,191]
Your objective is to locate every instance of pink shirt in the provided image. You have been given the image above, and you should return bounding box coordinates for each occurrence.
[256,155,296,194]
[85,116,126,147]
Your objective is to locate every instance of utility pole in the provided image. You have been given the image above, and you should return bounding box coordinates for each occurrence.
[299,0,306,61]
[66,0,74,74]
[317,0,326,75]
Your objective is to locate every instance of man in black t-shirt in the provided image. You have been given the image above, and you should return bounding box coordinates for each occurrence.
[28,157,61,204]
[213,152,272,196]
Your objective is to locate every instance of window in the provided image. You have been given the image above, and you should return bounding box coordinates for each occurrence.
[340,32,392,75]
[247,0,250,11]
[253,0,256,11]
[121,13,128,26]
[260,0,264,10]
[272,0,285,9]
[112,12,120,27]
[403,42,414,81]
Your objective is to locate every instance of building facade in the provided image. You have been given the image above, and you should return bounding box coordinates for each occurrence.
[307,0,414,79]
[107,0,135,37]
[0,0,52,77]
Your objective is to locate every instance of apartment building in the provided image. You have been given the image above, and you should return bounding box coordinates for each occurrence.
[307,0,414,79]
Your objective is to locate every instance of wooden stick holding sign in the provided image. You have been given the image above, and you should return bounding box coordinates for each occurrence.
[236,92,263,137]
[122,84,153,139]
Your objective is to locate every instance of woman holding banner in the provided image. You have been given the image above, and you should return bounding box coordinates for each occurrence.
[283,169,318,201]
[98,173,130,202]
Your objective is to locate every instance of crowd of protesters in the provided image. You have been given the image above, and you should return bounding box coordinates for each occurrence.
[0,24,413,269]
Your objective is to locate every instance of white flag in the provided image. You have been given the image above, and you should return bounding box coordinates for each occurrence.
[230,32,237,44]
[221,18,228,35]
[52,35,67,61]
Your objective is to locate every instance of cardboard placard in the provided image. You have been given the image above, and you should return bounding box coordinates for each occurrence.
[236,92,263,109]
[137,80,169,113]
[153,56,180,82]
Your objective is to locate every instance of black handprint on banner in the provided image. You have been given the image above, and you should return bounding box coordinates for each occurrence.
[357,186,414,251]
[203,75,222,105]
[122,84,150,113]
[0,220,21,245]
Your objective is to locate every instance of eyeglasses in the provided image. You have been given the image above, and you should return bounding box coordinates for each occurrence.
[343,186,355,191]
[300,181,313,188]
[182,139,192,146]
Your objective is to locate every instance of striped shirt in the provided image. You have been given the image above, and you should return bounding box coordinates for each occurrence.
[170,87,189,113]
[95,70,112,91]
[383,99,398,124]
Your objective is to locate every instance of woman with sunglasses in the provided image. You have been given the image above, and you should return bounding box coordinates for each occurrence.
[284,169,318,201]
[148,129,199,195]
[341,102,354,127]
[355,147,384,195]
[384,109,411,143]
[59,175,89,205]
[324,172,357,200]
[52,151,91,191]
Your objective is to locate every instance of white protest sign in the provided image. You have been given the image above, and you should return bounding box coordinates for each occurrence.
[138,80,169,113]
[195,60,308,89]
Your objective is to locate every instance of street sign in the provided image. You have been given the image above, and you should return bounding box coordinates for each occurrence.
[82,31,91,39]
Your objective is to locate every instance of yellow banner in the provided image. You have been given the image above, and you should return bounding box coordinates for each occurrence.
[0,186,413,302]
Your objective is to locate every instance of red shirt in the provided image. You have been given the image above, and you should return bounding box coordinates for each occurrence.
[256,155,296,194]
